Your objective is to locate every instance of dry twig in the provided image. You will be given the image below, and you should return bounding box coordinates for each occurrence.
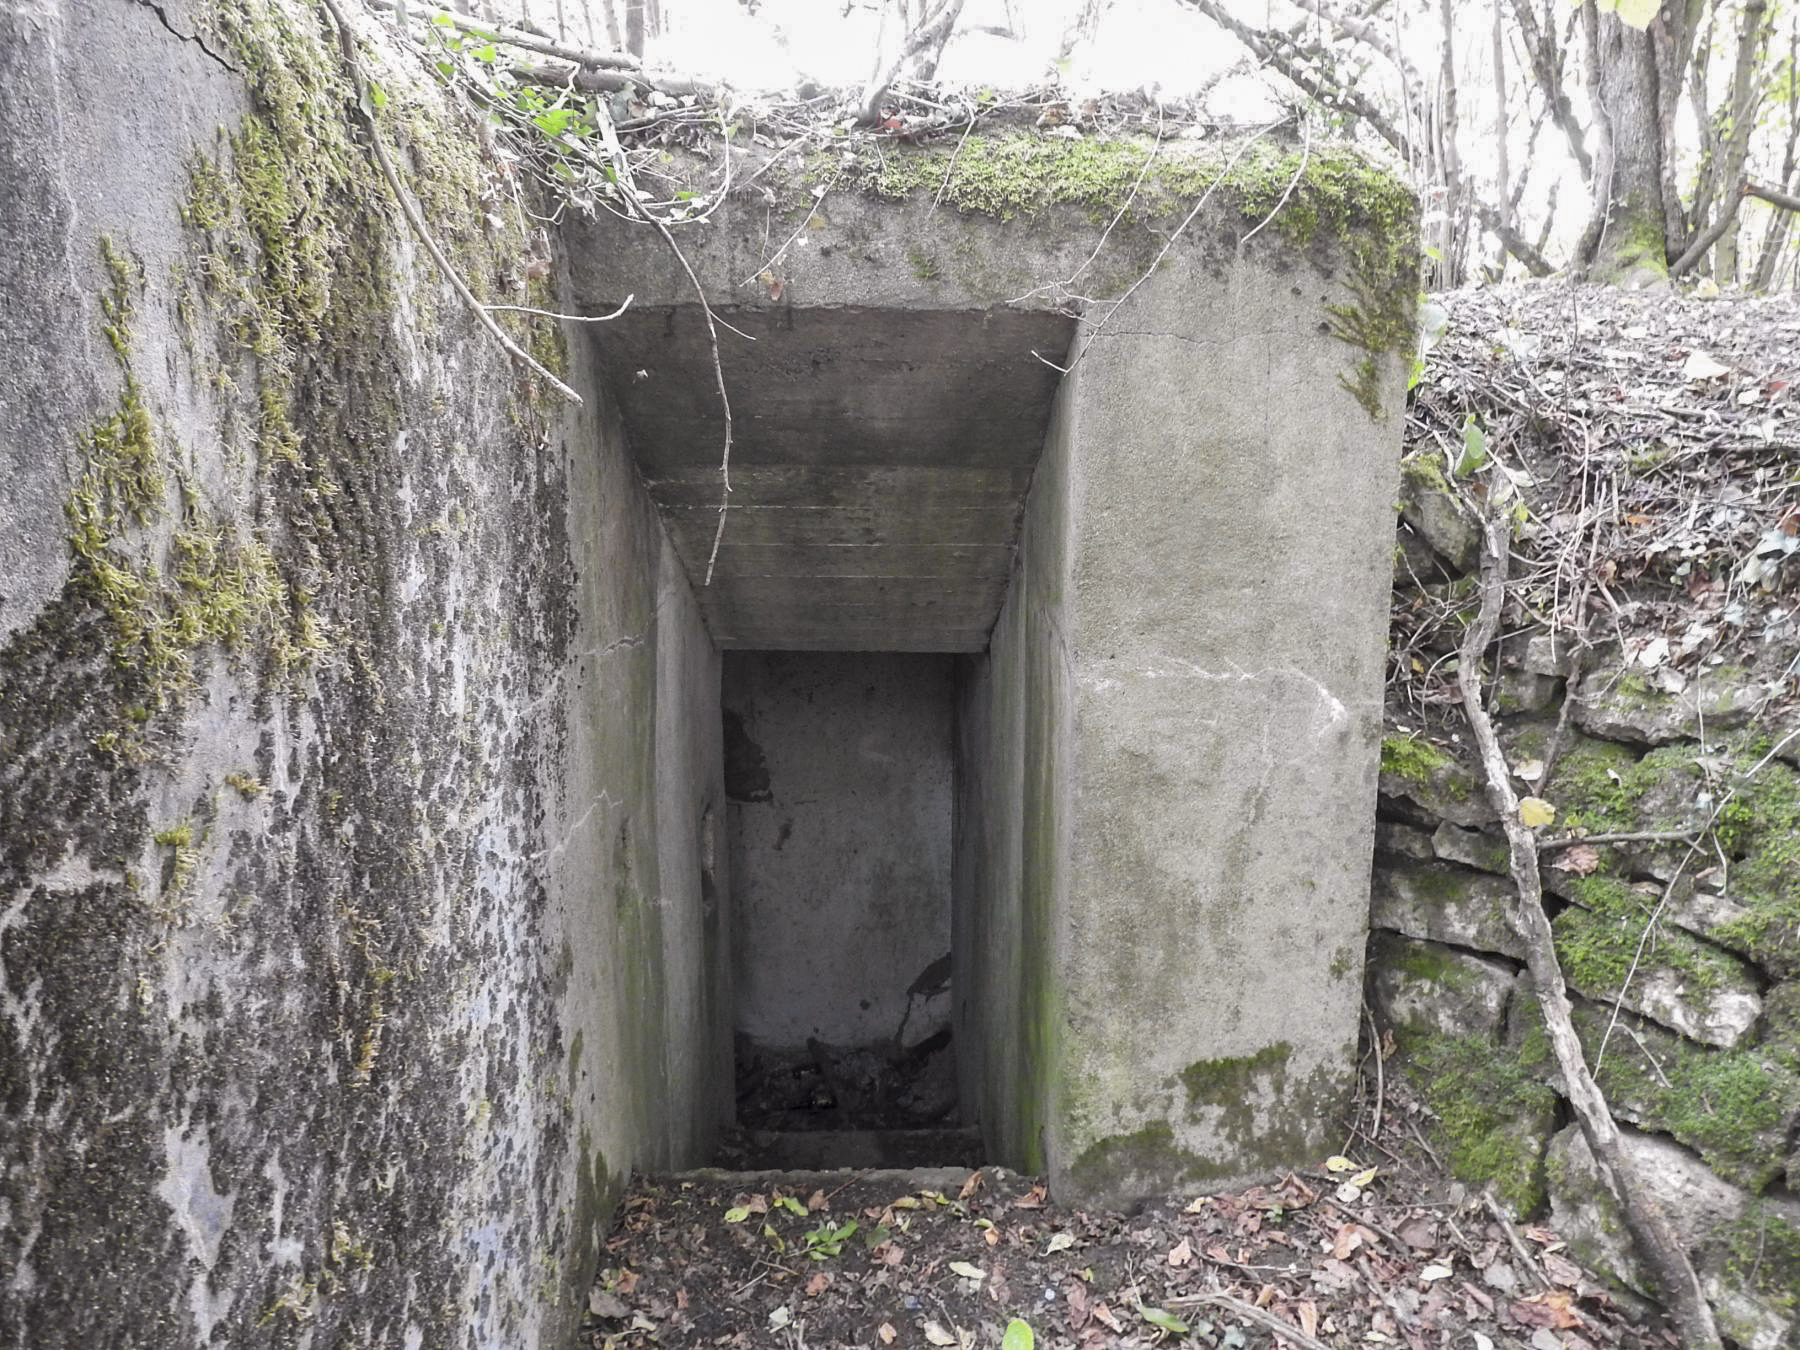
[1457,502,1722,1350]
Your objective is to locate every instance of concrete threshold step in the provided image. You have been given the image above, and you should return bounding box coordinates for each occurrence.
[712,1127,983,1173]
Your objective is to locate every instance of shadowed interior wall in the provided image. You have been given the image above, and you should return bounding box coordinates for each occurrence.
[723,652,955,1052]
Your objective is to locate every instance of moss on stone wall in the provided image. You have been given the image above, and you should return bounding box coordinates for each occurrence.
[2,2,593,1345]
[1379,733,1450,782]
[1552,735,1800,976]
[1405,1033,1559,1213]
[1552,875,1741,1010]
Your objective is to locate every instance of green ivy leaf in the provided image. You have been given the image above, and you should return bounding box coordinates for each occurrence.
[1453,415,1488,477]
[1002,1318,1035,1350]
[1139,1307,1190,1335]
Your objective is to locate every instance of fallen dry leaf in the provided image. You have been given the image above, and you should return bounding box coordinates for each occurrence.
[1543,1251,1586,1287]
[1549,843,1602,875]
[1519,796,1557,828]
[1166,1237,1192,1268]
[877,1323,897,1345]
[804,1272,831,1297]
[1064,1279,1090,1330]
[1297,1300,1319,1336]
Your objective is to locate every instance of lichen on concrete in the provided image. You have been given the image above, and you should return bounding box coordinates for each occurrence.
[0,0,691,1345]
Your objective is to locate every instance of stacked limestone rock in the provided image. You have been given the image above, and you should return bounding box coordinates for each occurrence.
[1372,455,1800,1349]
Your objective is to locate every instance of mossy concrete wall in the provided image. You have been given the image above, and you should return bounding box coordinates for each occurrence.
[0,3,726,1346]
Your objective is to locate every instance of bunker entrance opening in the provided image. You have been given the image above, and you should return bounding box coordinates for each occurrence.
[721,650,979,1169]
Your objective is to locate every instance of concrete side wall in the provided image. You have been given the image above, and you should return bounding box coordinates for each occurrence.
[724,652,954,1050]
[0,5,723,1347]
[953,370,1075,1172]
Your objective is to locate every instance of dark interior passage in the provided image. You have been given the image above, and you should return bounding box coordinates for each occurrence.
[720,651,976,1166]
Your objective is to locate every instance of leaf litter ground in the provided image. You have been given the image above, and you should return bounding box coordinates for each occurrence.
[584,1077,1674,1350]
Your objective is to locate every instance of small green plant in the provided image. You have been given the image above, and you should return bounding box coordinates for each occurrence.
[800,1219,858,1260]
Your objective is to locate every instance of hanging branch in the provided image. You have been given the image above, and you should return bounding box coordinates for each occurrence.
[368,0,640,69]
[1671,181,1748,276]
[1457,505,1722,1350]
[1508,0,1591,181]
[319,0,584,406]
[1747,178,1800,212]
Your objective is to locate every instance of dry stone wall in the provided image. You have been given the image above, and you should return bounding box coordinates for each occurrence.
[1372,455,1800,1348]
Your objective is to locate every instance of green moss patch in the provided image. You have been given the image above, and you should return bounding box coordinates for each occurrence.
[1067,1122,1208,1197]
[1180,1042,1292,1110]
[1381,733,1451,783]
[1553,876,1745,1007]
[1404,1033,1559,1214]
[828,132,1416,420]
[1551,735,1800,976]
[1515,991,1798,1191]
[1718,1203,1800,1323]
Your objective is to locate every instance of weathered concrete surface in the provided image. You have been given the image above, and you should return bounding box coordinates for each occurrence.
[724,652,954,1050]
[0,4,725,1347]
[592,305,1073,650]
[954,222,1409,1201]
[566,143,1412,658]
[571,148,1412,1196]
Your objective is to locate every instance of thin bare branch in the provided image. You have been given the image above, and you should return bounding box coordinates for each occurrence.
[1458,504,1721,1350]
[369,0,640,68]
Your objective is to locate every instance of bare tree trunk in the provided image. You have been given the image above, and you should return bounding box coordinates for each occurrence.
[1056,0,1110,63]
[597,0,622,50]
[624,0,658,58]
[1752,26,1800,289]
[1578,10,1678,282]
[1490,0,1512,278]
[1712,0,1772,281]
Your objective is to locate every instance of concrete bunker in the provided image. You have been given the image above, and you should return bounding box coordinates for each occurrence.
[572,157,1415,1191]
[1,15,1417,1332]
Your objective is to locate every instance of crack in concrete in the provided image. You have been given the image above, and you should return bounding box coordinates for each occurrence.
[1142,658,1349,736]
[128,0,239,74]
[532,790,621,863]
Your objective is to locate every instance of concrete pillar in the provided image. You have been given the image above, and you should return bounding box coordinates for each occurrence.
[965,260,1404,1205]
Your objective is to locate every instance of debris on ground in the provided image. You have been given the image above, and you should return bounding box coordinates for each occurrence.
[587,1073,1674,1349]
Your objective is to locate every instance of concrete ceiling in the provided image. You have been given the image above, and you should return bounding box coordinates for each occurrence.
[594,305,1075,651]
